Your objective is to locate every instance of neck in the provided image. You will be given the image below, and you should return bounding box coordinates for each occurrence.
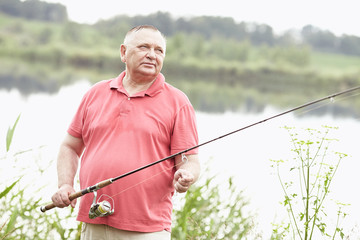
[122,73,157,96]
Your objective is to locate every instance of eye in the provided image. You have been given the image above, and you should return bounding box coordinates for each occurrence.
[139,45,149,50]
[156,48,164,54]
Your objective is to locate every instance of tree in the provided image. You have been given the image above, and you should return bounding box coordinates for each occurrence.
[250,24,275,46]
[339,35,360,56]
[301,25,338,52]
[0,0,68,22]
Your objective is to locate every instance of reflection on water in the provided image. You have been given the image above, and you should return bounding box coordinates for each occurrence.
[1,81,360,238]
[2,61,359,116]
[0,73,61,96]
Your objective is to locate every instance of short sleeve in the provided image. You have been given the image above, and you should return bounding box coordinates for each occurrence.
[170,104,199,155]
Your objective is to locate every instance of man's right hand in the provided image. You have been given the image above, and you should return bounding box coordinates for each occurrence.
[51,184,77,208]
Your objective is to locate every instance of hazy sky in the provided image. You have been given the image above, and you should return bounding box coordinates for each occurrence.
[46,0,359,37]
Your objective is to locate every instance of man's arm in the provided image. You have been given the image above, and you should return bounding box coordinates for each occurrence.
[51,133,84,208]
[173,154,200,193]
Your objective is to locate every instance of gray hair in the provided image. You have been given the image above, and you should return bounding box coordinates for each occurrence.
[123,25,166,45]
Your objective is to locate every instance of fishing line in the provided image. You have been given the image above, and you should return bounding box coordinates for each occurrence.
[90,90,358,219]
[107,87,360,197]
[96,87,358,207]
[107,155,188,200]
[293,90,360,118]
[40,86,360,214]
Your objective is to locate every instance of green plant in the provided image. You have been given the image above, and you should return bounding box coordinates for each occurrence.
[172,168,257,239]
[0,115,81,239]
[270,126,348,240]
[5,115,20,152]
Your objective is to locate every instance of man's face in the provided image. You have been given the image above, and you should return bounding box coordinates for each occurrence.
[121,29,166,80]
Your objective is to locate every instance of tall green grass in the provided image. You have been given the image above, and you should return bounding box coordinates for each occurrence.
[0,115,80,240]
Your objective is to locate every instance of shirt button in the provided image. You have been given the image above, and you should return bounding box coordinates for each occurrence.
[128,97,131,100]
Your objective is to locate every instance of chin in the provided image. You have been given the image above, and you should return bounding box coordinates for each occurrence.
[142,70,159,77]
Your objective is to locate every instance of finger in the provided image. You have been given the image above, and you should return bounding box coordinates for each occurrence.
[175,181,190,193]
[59,192,71,205]
[174,170,183,181]
[52,190,71,207]
[174,182,184,193]
[52,194,66,208]
[70,199,77,208]
[179,176,194,184]
[175,169,193,181]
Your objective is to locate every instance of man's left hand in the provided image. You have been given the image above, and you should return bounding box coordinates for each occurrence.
[173,169,194,193]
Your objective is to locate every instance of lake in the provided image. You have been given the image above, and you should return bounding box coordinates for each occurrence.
[1,81,360,238]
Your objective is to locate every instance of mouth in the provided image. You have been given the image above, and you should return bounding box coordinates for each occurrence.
[142,62,156,67]
[141,62,156,68]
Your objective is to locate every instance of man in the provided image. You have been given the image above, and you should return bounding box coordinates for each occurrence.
[51,25,200,239]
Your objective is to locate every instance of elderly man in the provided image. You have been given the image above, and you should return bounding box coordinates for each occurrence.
[51,25,200,240]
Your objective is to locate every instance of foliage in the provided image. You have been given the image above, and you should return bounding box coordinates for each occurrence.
[0,116,81,240]
[2,0,360,57]
[302,25,360,57]
[270,126,348,240]
[5,114,20,152]
[1,10,360,75]
[0,0,67,22]
[95,12,360,57]
[172,172,257,239]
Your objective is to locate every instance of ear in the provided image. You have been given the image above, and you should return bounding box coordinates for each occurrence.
[120,44,126,63]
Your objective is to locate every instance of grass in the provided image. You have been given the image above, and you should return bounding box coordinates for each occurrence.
[310,52,360,76]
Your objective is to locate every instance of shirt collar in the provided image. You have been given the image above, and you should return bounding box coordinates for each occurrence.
[109,71,164,97]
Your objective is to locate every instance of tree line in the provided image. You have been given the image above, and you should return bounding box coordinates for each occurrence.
[95,12,360,57]
[0,0,67,22]
[1,0,360,57]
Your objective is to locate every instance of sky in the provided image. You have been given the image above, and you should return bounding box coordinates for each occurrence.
[44,0,360,37]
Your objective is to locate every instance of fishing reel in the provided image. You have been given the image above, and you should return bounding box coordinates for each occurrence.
[88,191,115,219]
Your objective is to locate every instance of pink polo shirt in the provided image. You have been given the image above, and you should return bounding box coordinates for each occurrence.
[68,71,198,232]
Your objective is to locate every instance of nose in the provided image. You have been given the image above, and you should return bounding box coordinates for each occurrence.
[146,48,156,60]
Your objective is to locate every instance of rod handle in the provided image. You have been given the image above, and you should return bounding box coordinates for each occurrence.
[39,179,113,213]
[39,190,84,212]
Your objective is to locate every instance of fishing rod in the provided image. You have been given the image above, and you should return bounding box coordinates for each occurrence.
[40,85,360,215]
